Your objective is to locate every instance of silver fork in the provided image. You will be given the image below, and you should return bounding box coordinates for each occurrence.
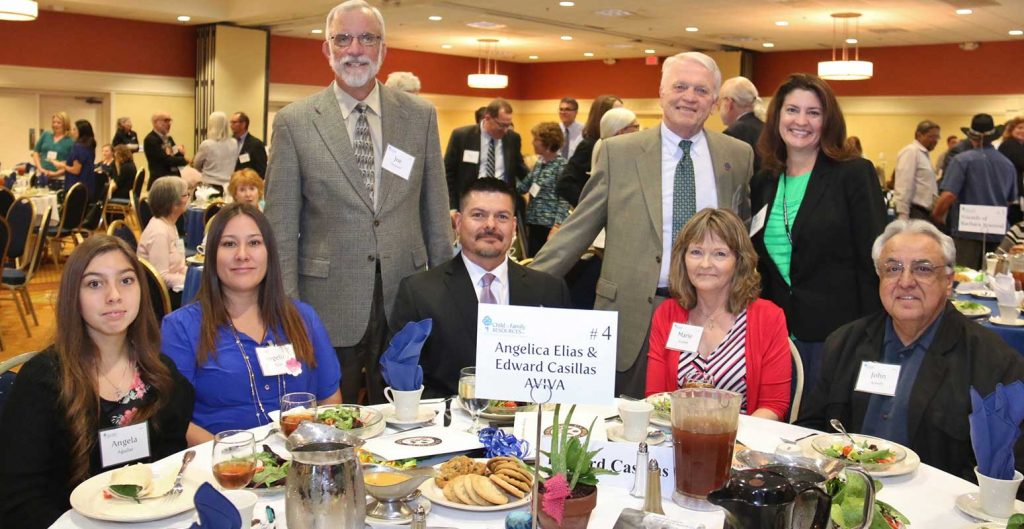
[164,450,196,502]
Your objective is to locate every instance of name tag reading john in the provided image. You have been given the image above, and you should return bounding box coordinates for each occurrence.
[854,361,901,396]
[462,150,480,164]
[665,323,703,353]
[99,421,151,468]
[382,144,415,180]
[256,344,302,377]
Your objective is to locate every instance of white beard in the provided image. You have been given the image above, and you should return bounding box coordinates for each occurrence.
[330,50,381,89]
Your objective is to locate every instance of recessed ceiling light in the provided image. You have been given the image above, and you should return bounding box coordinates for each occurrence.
[685,26,699,32]
[762,42,775,48]
[644,49,656,54]
[583,52,594,57]
[466,21,506,29]
[845,38,858,44]
[559,1,575,6]
[1010,29,1024,36]
[956,8,973,15]
[775,21,789,26]
[441,44,453,49]
[311,29,323,34]
[428,15,442,21]
[529,55,539,59]
[595,8,633,17]
[560,35,573,41]
[177,15,191,22]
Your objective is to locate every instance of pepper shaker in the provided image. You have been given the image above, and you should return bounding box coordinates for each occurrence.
[630,442,649,497]
[411,505,426,529]
[642,459,665,514]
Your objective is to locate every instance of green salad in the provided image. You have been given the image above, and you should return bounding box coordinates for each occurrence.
[650,397,670,417]
[822,440,897,465]
[317,407,365,429]
[249,445,289,489]
[827,475,909,529]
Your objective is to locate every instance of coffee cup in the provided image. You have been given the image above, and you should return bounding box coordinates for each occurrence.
[997,304,1019,323]
[384,385,424,422]
[975,467,1023,518]
[196,244,205,256]
[618,400,654,442]
[222,489,257,525]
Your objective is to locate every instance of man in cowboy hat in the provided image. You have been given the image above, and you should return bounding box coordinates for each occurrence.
[932,113,1017,267]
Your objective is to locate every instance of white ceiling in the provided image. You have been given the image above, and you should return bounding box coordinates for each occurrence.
[45,0,1024,62]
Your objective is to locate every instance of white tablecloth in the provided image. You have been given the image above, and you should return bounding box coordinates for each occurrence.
[51,403,983,528]
[16,190,60,227]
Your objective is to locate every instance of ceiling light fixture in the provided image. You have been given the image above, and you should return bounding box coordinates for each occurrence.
[311,29,323,34]
[0,0,37,21]
[845,38,858,44]
[468,38,508,89]
[818,12,873,81]
[685,26,699,32]
[775,21,789,27]
[560,35,573,41]
[762,42,775,48]
[583,52,594,57]
[559,1,575,6]
[428,15,442,21]
[956,8,973,15]
[441,44,453,49]
[177,15,191,22]
[529,55,539,59]
[1010,29,1023,36]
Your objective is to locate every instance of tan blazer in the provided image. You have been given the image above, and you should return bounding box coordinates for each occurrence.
[531,125,753,370]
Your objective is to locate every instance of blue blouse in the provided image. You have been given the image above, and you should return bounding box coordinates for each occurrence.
[65,143,96,201]
[161,300,341,433]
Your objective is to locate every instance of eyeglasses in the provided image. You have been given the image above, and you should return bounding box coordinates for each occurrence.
[668,82,714,98]
[328,32,383,48]
[558,107,577,113]
[878,260,951,282]
[489,117,513,130]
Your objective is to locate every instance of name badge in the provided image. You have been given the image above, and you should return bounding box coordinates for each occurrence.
[239,153,251,163]
[665,323,703,353]
[750,205,767,237]
[99,421,151,468]
[46,151,58,161]
[255,343,302,377]
[529,183,541,197]
[463,150,480,164]
[382,144,415,180]
[175,238,185,257]
[854,361,901,396]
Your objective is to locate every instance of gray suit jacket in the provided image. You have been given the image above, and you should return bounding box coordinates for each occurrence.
[531,125,753,370]
[264,83,453,347]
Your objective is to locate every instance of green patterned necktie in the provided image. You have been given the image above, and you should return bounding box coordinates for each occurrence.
[671,139,696,241]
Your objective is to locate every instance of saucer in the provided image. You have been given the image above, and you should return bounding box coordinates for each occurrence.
[988,316,1024,327]
[955,492,1024,523]
[606,423,666,445]
[382,405,436,426]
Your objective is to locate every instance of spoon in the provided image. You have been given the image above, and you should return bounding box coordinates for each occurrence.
[829,418,857,445]
[255,428,280,443]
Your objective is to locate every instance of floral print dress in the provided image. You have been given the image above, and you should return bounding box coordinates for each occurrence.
[100,372,150,427]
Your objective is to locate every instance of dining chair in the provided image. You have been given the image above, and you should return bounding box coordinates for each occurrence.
[788,339,804,424]
[4,206,50,334]
[104,176,132,226]
[5,198,34,269]
[138,256,172,322]
[47,182,88,266]
[0,217,27,337]
[203,201,225,228]
[132,167,147,201]
[138,197,154,231]
[0,351,41,415]
[0,187,14,218]
[81,173,109,231]
[106,219,138,252]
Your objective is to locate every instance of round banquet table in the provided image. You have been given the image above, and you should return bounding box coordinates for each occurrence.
[51,401,986,529]
[184,205,206,250]
[953,292,1024,354]
[181,264,202,306]
[15,189,61,227]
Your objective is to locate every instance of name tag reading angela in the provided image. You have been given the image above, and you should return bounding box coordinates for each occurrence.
[665,323,703,353]
[462,150,480,164]
[854,361,901,396]
[99,421,151,468]
[256,344,302,377]
[238,153,251,163]
[382,144,415,180]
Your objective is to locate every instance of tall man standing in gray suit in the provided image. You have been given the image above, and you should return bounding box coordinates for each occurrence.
[531,52,754,397]
[264,0,452,405]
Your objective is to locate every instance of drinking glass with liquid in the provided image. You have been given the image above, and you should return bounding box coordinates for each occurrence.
[458,366,488,433]
[280,392,317,437]
[212,430,256,489]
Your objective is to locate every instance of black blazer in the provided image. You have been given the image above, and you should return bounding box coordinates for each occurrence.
[234,133,268,179]
[751,153,885,342]
[724,113,764,173]
[111,129,140,151]
[443,124,528,209]
[111,160,136,199]
[556,137,595,207]
[143,130,186,181]
[390,256,573,398]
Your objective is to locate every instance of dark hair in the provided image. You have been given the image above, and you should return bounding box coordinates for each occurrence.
[531,122,564,153]
[474,107,486,125]
[485,98,514,119]
[583,95,622,141]
[458,178,517,211]
[915,120,940,136]
[844,136,863,157]
[758,73,853,174]
[75,119,97,151]
[197,204,315,366]
[55,235,173,484]
[559,97,579,111]
[234,112,250,127]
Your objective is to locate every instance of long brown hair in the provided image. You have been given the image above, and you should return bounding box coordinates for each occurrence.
[582,95,622,142]
[196,203,315,366]
[55,235,174,484]
[668,208,761,314]
[758,73,855,175]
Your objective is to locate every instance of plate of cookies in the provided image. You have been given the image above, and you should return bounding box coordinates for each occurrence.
[419,455,533,511]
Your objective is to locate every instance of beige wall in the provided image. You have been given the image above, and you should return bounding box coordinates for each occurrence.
[0,91,38,170]
[114,93,196,170]
[213,25,267,140]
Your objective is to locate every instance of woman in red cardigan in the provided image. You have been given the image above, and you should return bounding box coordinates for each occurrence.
[646,208,792,421]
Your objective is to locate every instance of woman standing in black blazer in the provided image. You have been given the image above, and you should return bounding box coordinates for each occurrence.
[750,73,886,400]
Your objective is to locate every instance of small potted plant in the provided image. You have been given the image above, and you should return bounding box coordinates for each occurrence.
[537,404,617,529]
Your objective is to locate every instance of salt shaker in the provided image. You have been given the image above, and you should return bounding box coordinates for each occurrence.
[411,505,426,529]
[642,459,665,514]
[630,442,649,498]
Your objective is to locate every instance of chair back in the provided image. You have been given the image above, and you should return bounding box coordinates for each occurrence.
[0,351,41,417]
[107,220,138,252]
[0,350,40,375]
[0,217,10,276]
[203,201,224,228]
[81,173,109,231]
[137,257,172,321]
[59,182,89,234]
[789,339,804,423]
[0,187,14,218]
[132,168,147,201]
[5,198,35,264]
[24,207,51,282]
[138,197,154,231]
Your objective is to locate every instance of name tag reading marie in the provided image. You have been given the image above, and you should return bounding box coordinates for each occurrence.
[854,361,901,396]
[475,304,617,406]
[665,322,703,353]
[99,421,151,468]
[256,344,302,376]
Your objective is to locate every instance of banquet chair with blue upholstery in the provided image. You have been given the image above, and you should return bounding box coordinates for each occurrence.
[106,219,138,252]
[0,351,41,415]
[138,256,172,322]
[47,182,88,267]
[138,197,154,231]
[0,187,14,219]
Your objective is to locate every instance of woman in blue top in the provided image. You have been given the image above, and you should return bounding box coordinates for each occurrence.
[518,122,571,257]
[32,111,74,182]
[162,203,341,445]
[55,120,97,201]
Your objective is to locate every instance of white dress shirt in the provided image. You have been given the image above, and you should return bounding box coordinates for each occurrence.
[461,252,510,305]
[476,129,506,181]
[563,121,584,158]
[894,139,939,217]
[659,123,717,287]
[333,81,383,209]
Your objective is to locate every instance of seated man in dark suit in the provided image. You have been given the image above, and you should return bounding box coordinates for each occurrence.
[799,219,1024,493]
[391,178,572,398]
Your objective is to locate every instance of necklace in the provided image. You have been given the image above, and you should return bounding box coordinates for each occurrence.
[98,359,135,401]
[697,305,730,332]
[228,320,284,426]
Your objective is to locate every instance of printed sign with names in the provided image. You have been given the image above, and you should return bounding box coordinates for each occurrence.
[958,205,1007,235]
[475,305,617,405]
[539,438,676,498]
[99,421,151,468]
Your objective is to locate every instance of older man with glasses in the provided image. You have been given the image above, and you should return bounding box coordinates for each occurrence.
[264,0,452,405]
[799,219,1024,493]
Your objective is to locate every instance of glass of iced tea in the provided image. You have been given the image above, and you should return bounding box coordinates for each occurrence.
[280,392,317,437]
[669,388,741,511]
[212,430,256,489]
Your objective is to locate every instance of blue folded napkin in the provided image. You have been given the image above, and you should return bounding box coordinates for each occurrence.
[379,319,430,391]
[970,381,1024,480]
[188,482,241,529]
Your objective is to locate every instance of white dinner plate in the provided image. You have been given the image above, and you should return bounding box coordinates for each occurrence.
[953,300,992,318]
[644,392,673,428]
[452,398,553,422]
[989,316,1024,327]
[605,423,666,445]
[956,492,1024,523]
[382,405,436,426]
[419,459,531,513]
[70,460,202,522]
[796,434,921,477]
[971,290,998,299]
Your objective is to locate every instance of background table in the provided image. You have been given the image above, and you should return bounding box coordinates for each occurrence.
[183,206,205,250]
[953,292,1024,354]
[16,189,60,227]
[181,264,202,306]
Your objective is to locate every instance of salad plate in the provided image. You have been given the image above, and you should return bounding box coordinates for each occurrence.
[953,300,992,318]
[798,434,920,477]
[382,404,436,426]
[972,290,999,299]
[453,398,553,421]
[644,392,673,428]
[269,404,385,439]
[70,460,202,522]
[989,316,1024,327]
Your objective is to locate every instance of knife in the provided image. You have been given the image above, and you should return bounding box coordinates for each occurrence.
[443,396,453,427]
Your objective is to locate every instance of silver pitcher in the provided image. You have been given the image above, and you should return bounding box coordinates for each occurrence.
[285,422,367,529]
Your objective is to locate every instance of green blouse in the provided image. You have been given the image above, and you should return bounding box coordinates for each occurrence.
[764,171,812,286]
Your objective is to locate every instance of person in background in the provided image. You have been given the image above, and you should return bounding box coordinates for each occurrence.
[0,236,193,529]
[230,112,268,179]
[719,76,764,172]
[517,122,570,256]
[228,168,264,209]
[598,107,641,140]
[137,177,189,309]
[96,144,115,177]
[555,94,622,207]
[936,135,961,177]
[193,111,238,196]
[998,116,1024,223]
[384,71,421,94]
[32,111,73,183]
[144,111,187,180]
[557,97,583,159]
[111,117,141,152]
[646,208,791,421]
[54,119,97,201]
[162,204,341,444]
[474,106,486,125]
[751,73,886,401]
[893,120,941,221]
[844,136,863,157]
[111,145,136,200]
[444,98,529,210]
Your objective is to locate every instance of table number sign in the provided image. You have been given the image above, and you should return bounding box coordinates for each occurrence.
[958,205,1007,235]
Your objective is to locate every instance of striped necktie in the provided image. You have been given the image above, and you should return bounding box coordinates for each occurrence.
[353,103,375,203]
[561,126,570,158]
[671,139,696,242]
[485,138,496,179]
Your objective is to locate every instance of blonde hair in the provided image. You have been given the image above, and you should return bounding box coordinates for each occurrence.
[52,111,71,135]
[228,168,264,201]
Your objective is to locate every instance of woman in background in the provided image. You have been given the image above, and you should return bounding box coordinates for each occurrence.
[228,168,265,210]
[55,119,97,201]
[598,107,641,140]
[556,94,623,207]
[192,111,238,196]
[137,177,189,308]
[32,112,74,184]
[518,122,570,256]
[111,144,137,200]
